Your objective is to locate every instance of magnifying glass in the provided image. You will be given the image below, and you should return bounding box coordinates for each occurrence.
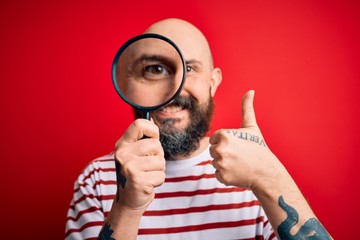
[112,33,186,120]
[111,34,186,189]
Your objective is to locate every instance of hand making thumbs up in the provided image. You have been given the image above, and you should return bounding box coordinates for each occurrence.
[210,90,333,239]
[209,90,279,188]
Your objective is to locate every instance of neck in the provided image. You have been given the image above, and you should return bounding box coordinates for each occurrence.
[173,137,210,160]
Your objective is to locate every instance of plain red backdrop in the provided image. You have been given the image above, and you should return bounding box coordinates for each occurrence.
[1,0,359,239]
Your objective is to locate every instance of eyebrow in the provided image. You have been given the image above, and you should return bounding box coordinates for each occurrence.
[130,54,179,73]
[185,59,203,66]
[134,54,174,64]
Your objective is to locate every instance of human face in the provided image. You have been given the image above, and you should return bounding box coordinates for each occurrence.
[136,18,222,157]
[142,19,221,130]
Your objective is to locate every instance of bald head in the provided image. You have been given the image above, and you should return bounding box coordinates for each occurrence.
[144,18,214,69]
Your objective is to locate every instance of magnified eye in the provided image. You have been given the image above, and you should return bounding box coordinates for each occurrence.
[130,55,177,81]
[143,63,173,80]
[144,64,169,75]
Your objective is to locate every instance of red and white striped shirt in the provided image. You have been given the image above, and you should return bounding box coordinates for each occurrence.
[65,146,277,240]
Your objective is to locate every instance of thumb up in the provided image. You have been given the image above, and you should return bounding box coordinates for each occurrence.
[241,90,258,129]
[209,90,275,188]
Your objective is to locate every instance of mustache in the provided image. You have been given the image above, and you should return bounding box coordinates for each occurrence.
[134,89,213,120]
[133,95,196,119]
[160,95,196,110]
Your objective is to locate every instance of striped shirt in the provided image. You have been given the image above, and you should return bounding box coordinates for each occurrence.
[65,146,277,240]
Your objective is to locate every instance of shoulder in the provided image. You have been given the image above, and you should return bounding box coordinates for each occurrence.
[76,153,116,184]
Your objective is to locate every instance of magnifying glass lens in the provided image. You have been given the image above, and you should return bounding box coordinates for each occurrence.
[114,36,185,108]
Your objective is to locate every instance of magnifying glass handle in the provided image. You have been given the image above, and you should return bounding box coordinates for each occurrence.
[143,111,150,120]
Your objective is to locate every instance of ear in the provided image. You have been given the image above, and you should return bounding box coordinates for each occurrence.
[210,67,222,97]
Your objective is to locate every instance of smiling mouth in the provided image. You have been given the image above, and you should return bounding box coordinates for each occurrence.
[160,105,185,113]
[156,95,193,116]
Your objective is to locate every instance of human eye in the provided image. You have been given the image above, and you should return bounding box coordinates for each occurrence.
[185,61,201,74]
[144,64,169,75]
[142,62,173,81]
[132,56,176,81]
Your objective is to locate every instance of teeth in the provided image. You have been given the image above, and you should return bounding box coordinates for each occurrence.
[161,106,183,113]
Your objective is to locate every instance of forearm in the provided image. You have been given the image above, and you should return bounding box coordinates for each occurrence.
[98,200,144,240]
[252,157,332,239]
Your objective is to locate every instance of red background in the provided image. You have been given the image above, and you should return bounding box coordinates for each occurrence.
[1,0,359,239]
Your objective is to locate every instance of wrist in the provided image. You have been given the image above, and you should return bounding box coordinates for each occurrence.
[250,154,290,199]
[102,196,147,239]
[105,200,145,228]
[114,197,148,217]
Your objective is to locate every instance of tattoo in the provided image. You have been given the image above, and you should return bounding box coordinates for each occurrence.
[115,161,126,202]
[98,222,116,240]
[278,196,331,239]
[226,130,266,147]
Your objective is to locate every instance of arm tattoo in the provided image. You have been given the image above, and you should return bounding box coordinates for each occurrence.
[115,161,126,202]
[226,130,267,147]
[278,196,331,239]
[98,222,116,240]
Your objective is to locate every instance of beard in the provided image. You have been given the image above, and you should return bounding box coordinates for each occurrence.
[134,93,214,160]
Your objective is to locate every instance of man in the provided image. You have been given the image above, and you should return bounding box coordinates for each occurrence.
[65,18,332,240]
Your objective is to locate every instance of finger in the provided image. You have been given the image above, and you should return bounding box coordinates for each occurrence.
[144,171,166,188]
[137,155,166,172]
[132,138,164,157]
[209,130,220,145]
[211,158,219,170]
[214,170,225,184]
[120,156,165,179]
[209,141,222,159]
[121,119,160,144]
[115,140,164,168]
[209,129,228,145]
[241,90,258,128]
